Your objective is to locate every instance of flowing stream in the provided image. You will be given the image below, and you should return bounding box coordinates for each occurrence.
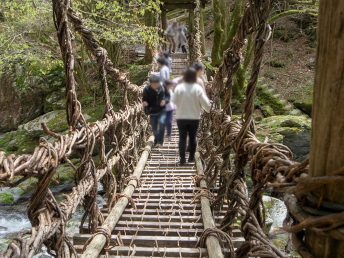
[0,194,105,256]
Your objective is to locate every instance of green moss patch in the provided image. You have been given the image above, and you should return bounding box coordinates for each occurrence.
[256,86,288,116]
[256,115,311,143]
[0,193,14,205]
[0,130,37,154]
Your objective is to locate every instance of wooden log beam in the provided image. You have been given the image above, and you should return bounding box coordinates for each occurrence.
[307,0,344,257]
[195,152,225,258]
[81,136,154,258]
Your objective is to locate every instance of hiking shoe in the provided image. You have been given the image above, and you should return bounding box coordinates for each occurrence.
[179,159,186,166]
[188,157,195,163]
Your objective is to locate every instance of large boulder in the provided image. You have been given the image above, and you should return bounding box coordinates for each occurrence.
[0,62,65,133]
[0,72,43,132]
[18,110,68,137]
[257,115,311,161]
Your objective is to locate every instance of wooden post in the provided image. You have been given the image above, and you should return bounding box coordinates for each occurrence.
[307,0,344,257]
[195,152,225,258]
[81,136,154,258]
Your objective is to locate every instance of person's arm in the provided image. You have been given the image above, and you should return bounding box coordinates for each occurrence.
[160,67,168,82]
[159,87,166,106]
[142,87,149,107]
[172,87,180,106]
[165,88,171,104]
[197,78,205,91]
[163,66,170,81]
[198,87,211,113]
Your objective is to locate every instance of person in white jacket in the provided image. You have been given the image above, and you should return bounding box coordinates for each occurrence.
[172,68,211,165]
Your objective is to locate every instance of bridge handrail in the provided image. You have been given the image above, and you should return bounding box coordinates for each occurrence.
[0,0,156,257]
[81,136,154,257]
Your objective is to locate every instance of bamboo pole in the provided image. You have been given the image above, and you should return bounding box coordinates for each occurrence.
[81,136,154,258]
[195,152,225,258]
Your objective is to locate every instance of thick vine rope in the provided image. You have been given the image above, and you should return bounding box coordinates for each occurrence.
[1,0,151,257]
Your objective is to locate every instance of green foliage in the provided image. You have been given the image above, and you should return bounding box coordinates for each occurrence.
[74,0,161,47]
[126,64,151,85]
[0,0,60,77]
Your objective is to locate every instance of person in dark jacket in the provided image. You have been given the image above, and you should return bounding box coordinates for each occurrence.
[143,75,166,146]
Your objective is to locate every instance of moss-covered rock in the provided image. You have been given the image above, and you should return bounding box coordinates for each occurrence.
[0,61,65,133]
[18,110,68,136]
[256,115,311,160]
[293,101,312,117]
[7,161,77,204]
[0,130,38,154]
[256,86,289,116]
[44,88,65,113]
[0,193,14,205]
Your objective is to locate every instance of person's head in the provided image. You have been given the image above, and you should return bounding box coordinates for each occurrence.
[172,21,178,28]
[149,75,161,90]
[164,80,175,90]
[157,57,167,67]
[163,52,170,59]
[192,63,204,77]
[183,68,197,84]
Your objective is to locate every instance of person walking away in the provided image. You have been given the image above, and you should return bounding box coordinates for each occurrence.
[143,75,166,146]
[192,63,206,90]
[172,68,211,165]
[163,52,173,72]
[157,57,170,83]
[178,25,188,54]
[165,22,178,53]
[164,80,176,142]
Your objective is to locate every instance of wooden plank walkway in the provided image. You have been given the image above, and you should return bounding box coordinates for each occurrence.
[73,53,244,257]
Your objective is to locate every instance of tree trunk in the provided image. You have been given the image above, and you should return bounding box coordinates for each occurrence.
[211,0,224,66]
[200,9,206,55]
[161,8,168,52]
[307,0,344,257]
[188,9,195,64]
[161,8,167,33]
[144,11,157,64]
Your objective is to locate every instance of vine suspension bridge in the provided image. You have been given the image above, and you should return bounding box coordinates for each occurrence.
[0,0,344,258]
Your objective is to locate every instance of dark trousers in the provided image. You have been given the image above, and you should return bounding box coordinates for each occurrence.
[165,111,173,137]
[181,45,187,54]
[150,112,166,144]
[177,119,199,161]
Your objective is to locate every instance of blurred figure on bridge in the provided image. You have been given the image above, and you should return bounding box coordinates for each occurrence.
[178,25,188,54]
[172,68,211,165]
[165,22,178,53]
[157,57,170,83]
[164,80,176,142]
[143,75,166,146]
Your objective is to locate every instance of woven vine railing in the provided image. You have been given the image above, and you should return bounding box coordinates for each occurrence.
[0,0,154,257]
[199,0,344,257]
[1,0,342,258]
